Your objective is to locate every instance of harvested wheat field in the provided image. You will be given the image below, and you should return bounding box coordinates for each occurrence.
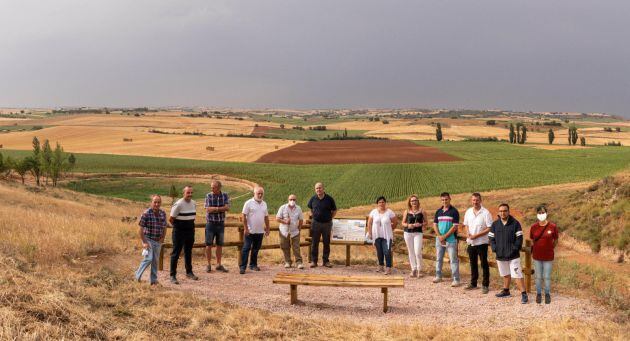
[255,140,461,164]
[0,125,296,162]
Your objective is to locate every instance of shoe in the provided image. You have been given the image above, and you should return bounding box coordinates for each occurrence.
[521,292,528,304]
[464,283,477,290]
[239,268,245,275]
[297,263,304,269]
[135,276,142,283]
[170,276,179,285]
[482,286,489,294]
[150,281,160,286]
[206,264,212,273]
[545,294,551,304]
[410,270,417,278]
[417,271,424,278]
[323,262,333,268]
[284,262,291,268]
[250,266,261,271]
[376,266,384,273]
[384,268,392,275]
[310,262,318,268]
[186,273,199,280]
[495,289,510,298]
[536,294,542,304]
[216,265,228,273]
[432,277,442,283]
[451,280,461,287]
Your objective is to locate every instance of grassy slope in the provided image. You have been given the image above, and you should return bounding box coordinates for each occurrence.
[2,142,629,211]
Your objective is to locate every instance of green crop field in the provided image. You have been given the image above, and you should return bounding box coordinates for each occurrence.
[2,142,629,212]
[255,127,367,141]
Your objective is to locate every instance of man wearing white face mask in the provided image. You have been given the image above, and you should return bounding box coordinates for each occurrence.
[275,194,304,269]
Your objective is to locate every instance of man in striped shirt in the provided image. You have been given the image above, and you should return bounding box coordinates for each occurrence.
[169,186,199,284]
[204,180,230,273]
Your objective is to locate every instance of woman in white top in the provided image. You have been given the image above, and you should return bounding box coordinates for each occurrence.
[367,196,398,275]
[401,194,428,278]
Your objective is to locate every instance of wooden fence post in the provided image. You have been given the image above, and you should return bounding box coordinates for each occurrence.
[524,239,532,293]
[345,245,351,266]
[158,245,165,271]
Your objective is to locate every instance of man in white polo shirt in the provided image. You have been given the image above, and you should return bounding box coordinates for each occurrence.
[276,194,304,269]
[463,192,493,294]
[240,186,270,274]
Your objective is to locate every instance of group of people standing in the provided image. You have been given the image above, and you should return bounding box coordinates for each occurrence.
[134,182,559,305]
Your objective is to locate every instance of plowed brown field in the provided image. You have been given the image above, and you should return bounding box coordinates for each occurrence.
[255,139,461,164]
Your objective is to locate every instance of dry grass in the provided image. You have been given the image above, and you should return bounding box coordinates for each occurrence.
[1,180,628,340]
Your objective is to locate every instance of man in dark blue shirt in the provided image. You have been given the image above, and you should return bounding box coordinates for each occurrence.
[307,182,337,268]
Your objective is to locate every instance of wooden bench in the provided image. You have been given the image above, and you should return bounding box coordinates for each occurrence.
[272,272,404,313]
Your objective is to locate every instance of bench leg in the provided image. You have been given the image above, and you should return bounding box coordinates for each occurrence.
[381,287,388,313]
[158,245,165,271]
[346,245,351,266]
[290,285,298,305]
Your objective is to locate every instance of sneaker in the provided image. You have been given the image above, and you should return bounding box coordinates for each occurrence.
[135,276,142,283]
[521,292,528,304]
[451,280,461,287]
[495,289,511,298]
[297,263,304,269]
[206,264,212,273]
[150,281,160,286]
[284,262,291,269]
[536,294,542,304]
[464,283,478,290]
[410,270,417,278]
[239,268,245,275]
[545,293,551,304]
[170,276,179,285]
[323,262,333,268]
[250,266,261,271]
[186,273,199,280]
[216,265,228,273]
[384,268,392,275]
[376,266,384,273]
[310,262,318,268]
[432,277,443,283]
[482,286,489,294]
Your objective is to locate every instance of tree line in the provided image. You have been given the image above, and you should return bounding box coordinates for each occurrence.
[0,137,76,186]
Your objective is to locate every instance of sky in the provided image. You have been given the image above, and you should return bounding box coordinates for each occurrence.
[1,0,629,117]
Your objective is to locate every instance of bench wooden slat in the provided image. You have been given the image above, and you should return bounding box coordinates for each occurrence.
[273,273,403,283]
[272,273,404,288]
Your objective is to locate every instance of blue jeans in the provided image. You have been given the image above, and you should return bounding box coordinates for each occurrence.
[374,238,393,268]
[435,239,460,281]
[534,260,553,294]
[135,239,161,284]
[241,233,264,269]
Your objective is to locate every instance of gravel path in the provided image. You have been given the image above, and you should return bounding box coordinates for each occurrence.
[158,264,608,328]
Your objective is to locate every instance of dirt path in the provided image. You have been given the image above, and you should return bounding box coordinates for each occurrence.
[158,264,609,328]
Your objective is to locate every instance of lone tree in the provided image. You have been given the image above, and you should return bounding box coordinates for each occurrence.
[49,143,72,187]
[31,137,42,186]
[548,129,555,145]
[518,125,527,144]
[509,123,515,143]
[580,136,586,146]
[435,123,443,141]
[568,125,579,145]
[41,139,53,185]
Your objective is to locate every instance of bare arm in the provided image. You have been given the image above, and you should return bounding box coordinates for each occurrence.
[264,216,270,236]
[331,210,337,219]
[242,214,249,236]
[138,225,148,247]
[367,216,373,238]
[391,216,399,230]
[401,210,408,228]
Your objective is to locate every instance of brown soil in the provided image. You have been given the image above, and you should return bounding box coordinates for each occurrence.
[255,140,461,164]
[251,125,273,137]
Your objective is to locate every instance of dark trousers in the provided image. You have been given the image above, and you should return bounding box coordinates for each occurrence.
[374,238,393,268]
[170,228,195,277]
[241,233,264,269]
[310,220,332,264]
[467,243,490,287]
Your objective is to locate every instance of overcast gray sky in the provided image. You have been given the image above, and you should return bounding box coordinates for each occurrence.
[1,0,629,117]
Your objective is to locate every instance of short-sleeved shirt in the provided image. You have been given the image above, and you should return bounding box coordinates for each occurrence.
[242,198,269,234]
[308,194,337,223]
[434,206,460,243]
[170,198,196,229]
[369,208,396,242]
[276,204,304,238]
[530,222,559,261]
[463,206,493,246]
[139,208,167,241]
[205,191,230,222]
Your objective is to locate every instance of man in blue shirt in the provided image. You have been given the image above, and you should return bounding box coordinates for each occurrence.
[432,192,461,287]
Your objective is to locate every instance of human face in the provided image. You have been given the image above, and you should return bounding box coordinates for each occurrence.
[315,183,324,197]
[410,197,419,209]
[498,206,509,220]
[151,196,161,211]
[211,182,221,195]
[254,188,264,201]
[183,187,193,201]
[377,199,386,210]
[288,195,297,206]
[471,196,481,209]
[440,196,451,208]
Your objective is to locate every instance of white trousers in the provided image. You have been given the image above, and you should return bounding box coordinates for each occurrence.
[404,232,423,271]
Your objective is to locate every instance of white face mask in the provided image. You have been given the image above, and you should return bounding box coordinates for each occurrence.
[288,200,296,207]
[537,213,547,222]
